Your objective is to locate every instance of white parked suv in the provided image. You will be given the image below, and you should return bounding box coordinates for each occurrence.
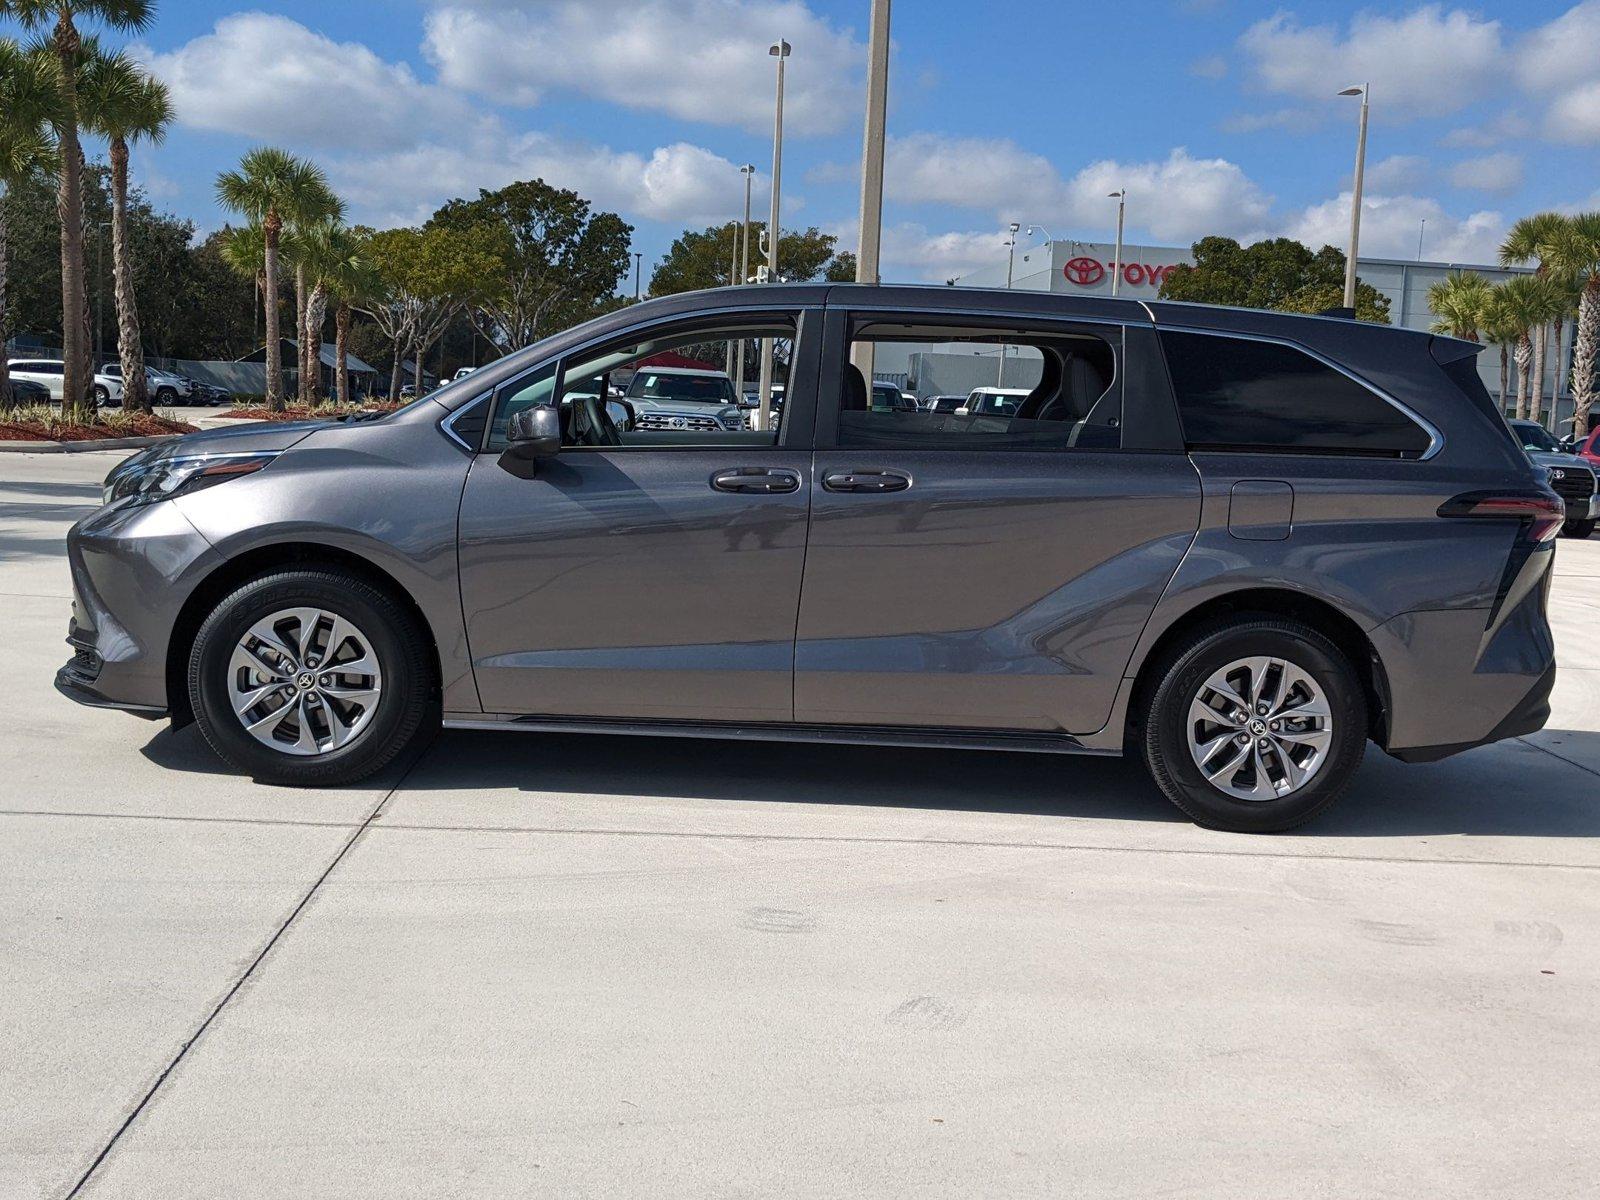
[6,358,125,405]
[99,363,195,405]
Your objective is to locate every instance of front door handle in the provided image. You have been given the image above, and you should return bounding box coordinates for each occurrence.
[711,467,801,495]
[821,469,912,494]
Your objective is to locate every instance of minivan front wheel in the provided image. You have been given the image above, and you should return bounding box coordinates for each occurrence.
[188,569,434,786]
[1141,619,1367,832]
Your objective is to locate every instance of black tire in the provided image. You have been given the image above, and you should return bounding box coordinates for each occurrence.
[156,386,178,406]
[1563,518,1595,539]
[92,385,111,406]
[1140,618,1367,833]
[188,568,435,786]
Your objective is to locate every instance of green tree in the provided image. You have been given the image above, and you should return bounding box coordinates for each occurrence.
[1545,213,1600,439]
[431,178,632,353]
[1500,212,1570,426]
[825,250,858,283]
[363,223,502,400]
[1158,236,1391,323]
[1497,275,1567,422]
[1427,270,1493,342]
[1,0,154,420]
[1478,287,1517,409]
[78,46,170,412]
[0,36,58,410]
[650,222,846,296]
[215,148,335,411]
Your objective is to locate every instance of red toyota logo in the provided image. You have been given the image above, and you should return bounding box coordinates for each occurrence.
[1063,256,1105,286]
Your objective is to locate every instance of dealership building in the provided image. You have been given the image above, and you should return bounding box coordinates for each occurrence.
[922,238,1569,427]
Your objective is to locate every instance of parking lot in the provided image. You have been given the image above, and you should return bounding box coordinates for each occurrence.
[3,448,1598,1198]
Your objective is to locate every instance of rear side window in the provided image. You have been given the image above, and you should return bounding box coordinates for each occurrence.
[1162,331,1431,458]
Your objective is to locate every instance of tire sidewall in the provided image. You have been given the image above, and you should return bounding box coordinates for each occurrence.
[1148,623,1366,833]
[189,572,427,784]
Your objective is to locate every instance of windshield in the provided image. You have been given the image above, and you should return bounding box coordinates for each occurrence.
[628,372,737,405]
[971,391,1024,416]
[1513,422,1562,452]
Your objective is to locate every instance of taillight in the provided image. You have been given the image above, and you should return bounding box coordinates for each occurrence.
[1438,490,1565,543]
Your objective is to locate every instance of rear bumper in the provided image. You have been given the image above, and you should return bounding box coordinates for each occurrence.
[1386,662,1554,763]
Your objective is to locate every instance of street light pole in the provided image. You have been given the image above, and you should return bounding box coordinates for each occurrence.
[734,164,756,396]
[756,38,790,433]
[1417,218,1427,262]
[1108,190,1126,298]
[1340,82,1370,310]
[999,222,1020,386]
[633,251,642,300]
[850,0,892,388]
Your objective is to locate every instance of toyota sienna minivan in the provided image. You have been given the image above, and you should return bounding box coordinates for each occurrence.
[58,285,1561,832]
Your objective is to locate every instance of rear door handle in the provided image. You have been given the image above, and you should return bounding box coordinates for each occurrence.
[821,470,912,494]
[711,467,801,495]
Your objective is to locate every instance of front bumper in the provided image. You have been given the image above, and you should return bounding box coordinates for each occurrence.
[57,498,223,715]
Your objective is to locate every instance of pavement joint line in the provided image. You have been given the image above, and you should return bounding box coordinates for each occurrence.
[62,753,422,1200]
[0,807,365,831]
[1514,735,1600,780]
[362,820,1600,872]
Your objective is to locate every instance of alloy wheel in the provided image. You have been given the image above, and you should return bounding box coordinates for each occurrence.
[1186,656,1333,801]
[227,607,383,756]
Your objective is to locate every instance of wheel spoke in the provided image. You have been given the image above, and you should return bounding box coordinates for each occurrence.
[293,695,322,753]
[321,681,380,706]
[1186,654,1334,804]
[244,619,301,671]
[231,681,282,719]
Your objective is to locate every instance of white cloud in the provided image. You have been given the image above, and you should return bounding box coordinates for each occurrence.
[423,0,864,136]
[136,13,480,151]
[1219,107,1318,134]
[1515,2,1600,144]
[878,135,1272,245]
[331,131,768,230]
[1365,154,1430,191]
[875,223,1019,284]
[1189,55,1227,81]
[1237,8,1503,120]
[1446,152,1524,195]
[1441,113,1533,149]
[1286,192,1505,264]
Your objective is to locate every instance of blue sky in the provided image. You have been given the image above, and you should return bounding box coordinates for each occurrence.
[8,0,1598,283]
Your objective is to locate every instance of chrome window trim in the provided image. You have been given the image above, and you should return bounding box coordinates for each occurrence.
[439,391,492,452]
[1154,323,1445,461]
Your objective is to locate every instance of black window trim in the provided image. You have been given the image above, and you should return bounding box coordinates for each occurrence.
[1158,323,1444,461]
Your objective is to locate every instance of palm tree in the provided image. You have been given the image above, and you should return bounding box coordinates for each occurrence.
[1498,276,1567,422]
[1478,287,1518,412]
[78,47,170,413]
[1500,212,1569,425]
[0,0,154,421]
[1427,270,1492,342]
[0,38,59,412]
[215,149,333,412]
[1546,213,1600,441]
[299,223,376,406]
[281,181,342,403]
[217,222,267,347]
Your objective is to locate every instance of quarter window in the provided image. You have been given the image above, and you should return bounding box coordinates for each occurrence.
[1162,331,1431,458]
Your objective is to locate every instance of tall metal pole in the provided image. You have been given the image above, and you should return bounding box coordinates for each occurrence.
[1108,190,1126,298]
[756,39,789,433]
[633,251,642,300]
[1341,83,1370,310]
[999,222,1019,386]
[726,222,740,376]
[851,0,892,387]
[734,164,755,397]
[1416,218,1426,262]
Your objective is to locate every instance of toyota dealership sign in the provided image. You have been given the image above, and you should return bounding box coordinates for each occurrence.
[1062,255,1179,290]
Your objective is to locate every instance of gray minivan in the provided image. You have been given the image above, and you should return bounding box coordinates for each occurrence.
[59,285,1562,832]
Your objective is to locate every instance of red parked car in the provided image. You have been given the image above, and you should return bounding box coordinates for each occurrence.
[1578,425,1600,469]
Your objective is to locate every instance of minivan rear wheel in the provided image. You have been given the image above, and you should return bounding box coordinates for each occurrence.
[188,569,435,786]
[1141,618,1367,833]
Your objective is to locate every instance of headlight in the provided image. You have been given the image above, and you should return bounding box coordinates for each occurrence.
[103,451,278,508]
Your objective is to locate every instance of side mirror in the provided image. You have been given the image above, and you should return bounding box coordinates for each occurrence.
[604,399,637,431]
[498,406,561,479]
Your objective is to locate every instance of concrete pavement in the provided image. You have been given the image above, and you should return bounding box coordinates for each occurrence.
[2,449,1597,1198]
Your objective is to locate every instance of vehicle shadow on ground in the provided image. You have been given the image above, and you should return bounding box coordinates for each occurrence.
[141,723,1600,838]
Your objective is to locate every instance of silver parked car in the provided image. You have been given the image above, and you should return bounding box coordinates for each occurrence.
[59,284,1561,832]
